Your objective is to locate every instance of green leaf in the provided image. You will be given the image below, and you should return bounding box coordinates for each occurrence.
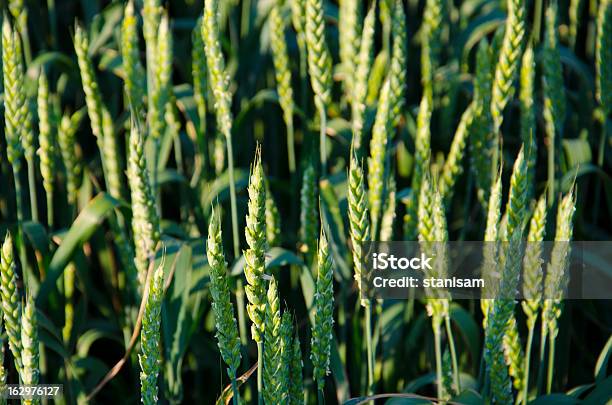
[529,394,579,405]
[595,335,612,384]
[37,193,122,305]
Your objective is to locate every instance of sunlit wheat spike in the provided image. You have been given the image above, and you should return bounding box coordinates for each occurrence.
[0,315,6,395]
[439,103,474,206]
[127,119,160,287]
[21,298,40,405]
[206,207,242,379]
[299,162,318,260]
[351,2,376,151]
[568,0,582,49]
[522,193,547,323]
[263,276,282,404]
[305,0,333,111]
[0,233,22,374]
[289,327,304,405]
[520,46,536,198]
[490,0,526,133]
[542,0,566,135]
[149,12,172,141]
[121,0,146,106]
[2,18,26,166]
[139,261,165,405]
[389,0,407,126]
[368,79,392,238]
[311,229,334,391]
[470,39,496,207]
[339,0,361,102]
[348,150,370,297]
[542,188,576,339]
[192,16,208,126]
[596,0,611,113]
[203,0,234,140]
[37,71,56,213]
[58,109,85,207]
[244,150,267,342]
[143,0,162,93]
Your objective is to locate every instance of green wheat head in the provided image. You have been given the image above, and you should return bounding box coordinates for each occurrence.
[289,328,304,405]
[74,24,104,141]
[139,261,165,405]
[421,0,444,91]
[339,0,361,102]
[368,79,392,237]
[58,109,85,207]
[350,3,376,151]
[389,0,407,126]
[305,0,333,111]
[21,298,40,405]
[470,39,496,207]
[380,176,396,242]
[542,0,566,135]
[37,71,56,198]
[101,108,124,200]
[2,18,27,166]
[490,0,525,133]
[348,151,370,297]
[265,181,282,247]
[149,12,172,140]
[0,233,22,374]
[481,170,502,322]
[299,163,318,259]
[203,0,234,140]
[520,45,536,198]
[311,229,334,391]
[127,119,161,287]
[192,17,208,128]
[270,3,295,131]
[439,103,474,206]
[244,150,267,343]
[279,312,294,402]
[206,207,242,379]
[522,193,547,325]
[412,93,432,194]
[263,276,282,404]
[503,147,529,242]
[121,0,146,107]
[596,0,611,113]
[542,188,576,339]
[503,315,525,392]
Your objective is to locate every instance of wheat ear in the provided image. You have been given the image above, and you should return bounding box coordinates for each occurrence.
[0,233,22,374]
[263,276,282,404]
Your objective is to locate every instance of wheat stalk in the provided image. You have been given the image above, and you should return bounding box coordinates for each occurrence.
[311,229,334,393]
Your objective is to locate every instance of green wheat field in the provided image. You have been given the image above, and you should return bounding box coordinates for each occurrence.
[0,0,610,403]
